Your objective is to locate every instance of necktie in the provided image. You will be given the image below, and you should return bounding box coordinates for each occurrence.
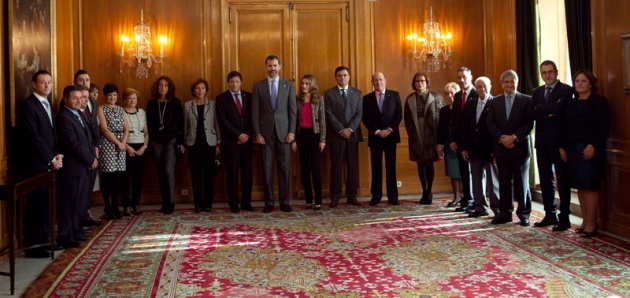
[76,112,85,127]
[342,89,347,103]
[476,100,484,123]
[270,80,277,111]
[461,91,467,110]
[544,86,552,103]
[505,95,512,119]
[233,93,242,116]
[378,92,384,113]
[42,100,52,125]
[81,109,90,123]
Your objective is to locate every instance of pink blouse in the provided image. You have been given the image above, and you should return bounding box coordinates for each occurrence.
[300,102,313,128]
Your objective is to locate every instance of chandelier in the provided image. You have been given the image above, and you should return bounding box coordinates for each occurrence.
[406,7,452,72]
[118,10,166,78]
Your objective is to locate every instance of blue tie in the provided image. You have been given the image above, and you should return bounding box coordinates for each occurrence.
[505,95,512,119]
[544,86,552,103]
[270,80,277,111]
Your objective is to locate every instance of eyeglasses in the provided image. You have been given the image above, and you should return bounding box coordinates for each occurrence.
[415,79,427,83]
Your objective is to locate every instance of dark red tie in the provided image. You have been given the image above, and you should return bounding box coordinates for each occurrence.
[233,93,242,116]
[461,91,467,110]
[81,110,90,123]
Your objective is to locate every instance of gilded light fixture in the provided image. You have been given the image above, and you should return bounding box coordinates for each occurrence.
[406,7,452,72]
[118,10,166,78]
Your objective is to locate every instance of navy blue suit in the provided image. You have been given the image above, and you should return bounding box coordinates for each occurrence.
[450,88,478,208]
[362,90,402,203]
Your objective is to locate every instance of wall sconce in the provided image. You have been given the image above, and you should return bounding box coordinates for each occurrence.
[119,10,166,78]
[406,7,452,72]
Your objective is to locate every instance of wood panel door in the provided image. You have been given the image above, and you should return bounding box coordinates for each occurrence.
[225,1,350,201]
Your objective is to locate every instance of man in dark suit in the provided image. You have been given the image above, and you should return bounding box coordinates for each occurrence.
[73,70,101,226]
[460,76,500,218]
[487,70,534,226]
[216,71,254,213]
[362,72,402,206]
[325,66,363,207]
[530,60,573,231]
[56,86,98,248]
[251,55,297,213]
[450,67,478,212]
[16,70,64,258]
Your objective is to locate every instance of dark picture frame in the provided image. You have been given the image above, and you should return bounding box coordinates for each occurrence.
[622,32,630,94]
[9,0,53,126]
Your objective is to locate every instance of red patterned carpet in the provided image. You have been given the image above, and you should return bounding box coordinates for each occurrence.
[23,198,630,297]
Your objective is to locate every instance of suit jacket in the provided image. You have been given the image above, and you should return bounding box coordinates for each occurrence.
[460,96,495,160]
[184,98,220,146]
[324,86,363,143]
[362,90,402,146]
[486,92,534,158]
[529,81,572,149]
[251,77,297,143]
[295,95,326,142]
[17,94,58,174]
[85,97,100,147]
[216,89,252,148]
[450,88,479,144]
[56,107,96,177]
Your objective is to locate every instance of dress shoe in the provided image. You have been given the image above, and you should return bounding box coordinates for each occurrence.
[582,224,598,237]
[75,235,92,241]
[330,200,339,208]
[83,219,101,226]
[575,227,585,234]
[369,199,379,206]
[468,210,489,218]
[491,217,513,224]
[552,221,572,232]
[347,198,360,206]
[533,216,558,227]
[454,206,470,212]
[447,197,462,207]
[82,226,91,232]
[263,206,274,213]
[418,197,432,205]
[387,200,400,206]
[123,207,132,216]
[131,205,143,215]
[203,208,212,212]
[280,205,293,212]
[46,245,64,252]
[24,248,51,258]
[59,240,80,248]
[313,205,322,211]
[230,207,240,213]
[113,209,122,219]
[519,219,530,226]
[241,205,254,212]
[194,208,203,213]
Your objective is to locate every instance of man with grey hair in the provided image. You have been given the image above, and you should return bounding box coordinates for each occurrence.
[459,76,500,218]
[487,70,534,226]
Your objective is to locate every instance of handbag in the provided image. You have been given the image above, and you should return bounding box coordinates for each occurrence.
[213,152,222,175]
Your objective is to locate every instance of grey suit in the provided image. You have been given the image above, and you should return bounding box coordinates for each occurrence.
[487,92,534,221]
[324,85,363,201]
[251,77,297,206]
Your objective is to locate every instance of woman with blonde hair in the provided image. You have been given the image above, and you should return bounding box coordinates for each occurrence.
[438,82,462,207]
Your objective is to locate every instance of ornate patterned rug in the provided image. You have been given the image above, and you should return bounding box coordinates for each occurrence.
[24,198,630,297]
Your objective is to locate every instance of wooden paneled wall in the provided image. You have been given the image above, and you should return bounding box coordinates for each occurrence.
[591,0,630,238]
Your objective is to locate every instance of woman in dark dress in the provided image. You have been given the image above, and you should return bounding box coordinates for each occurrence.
[146,76,184,214]
[559,69,610,237]
[437,82,462,207]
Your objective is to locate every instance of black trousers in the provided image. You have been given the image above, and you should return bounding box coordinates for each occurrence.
[369,141,398,202]
[58,172,88,243]
[536,146,571,218]
[296,129,323,205]
[121,143,146,207]
[329,141,359,201]
[457,151,473,207]
[496,155,532,220]
[23,188,50,247]
[222,141,253,209]
[187,142,216,209]
[101,171,125,214]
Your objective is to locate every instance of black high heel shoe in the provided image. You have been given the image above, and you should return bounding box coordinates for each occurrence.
[575,227,585,233]
[447,197,462,207]
[582,224,598,238]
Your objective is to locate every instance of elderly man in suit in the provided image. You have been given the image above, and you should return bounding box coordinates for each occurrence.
[450,67,477,212]
[216,71,254,213]
[362,72,402,206]
[252,55,297,213]
[487,69,534,226]
[56,86,98,248]
[530,60,574,231]
[16,70,64,258]
[460,76,500,218]
[325,66,363,208]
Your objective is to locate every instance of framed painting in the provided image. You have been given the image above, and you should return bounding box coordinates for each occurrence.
[9,0,53,126]
[622,32,630,94]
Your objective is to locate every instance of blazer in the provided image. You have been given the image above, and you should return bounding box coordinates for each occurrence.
[184,98,220,146]
[17,94,58,174]
[362,89,402,146]
[529,81,573,149]
[56,107,96,177]
[251,77,297,143]
[295,95,326,142]
[216,89,252,145]
[459,96,495,160]
[450,87,479,144]
[324,85,363,143]
[86,97,100,147]
[486,92,534,158]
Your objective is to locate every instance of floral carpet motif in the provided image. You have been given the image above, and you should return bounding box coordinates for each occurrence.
[39,199,630,297]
